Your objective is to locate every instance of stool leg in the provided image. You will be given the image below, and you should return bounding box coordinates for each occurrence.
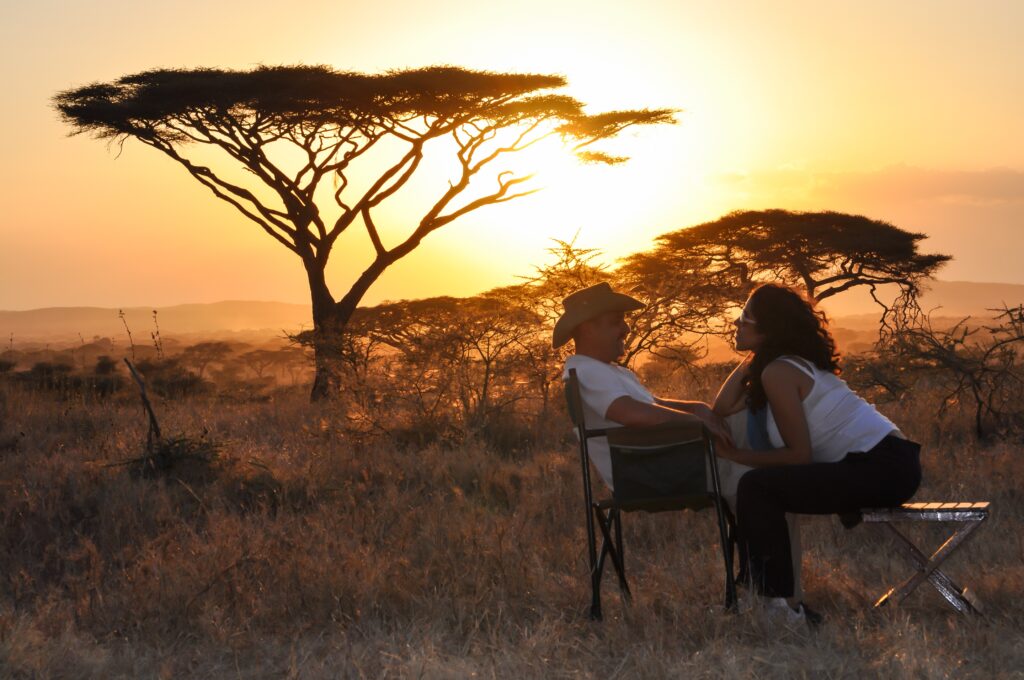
[876,520,984,614]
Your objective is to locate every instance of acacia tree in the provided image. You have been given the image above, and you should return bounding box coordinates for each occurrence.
[625,209,951,315]
[238,349,280,380]
[55,65,674,400]
[448,293,540,428]
[366,296,468,437]
[513,238,727,367]
[179,341,233,379]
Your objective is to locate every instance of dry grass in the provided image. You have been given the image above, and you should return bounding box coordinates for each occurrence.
[1,379,1022,679]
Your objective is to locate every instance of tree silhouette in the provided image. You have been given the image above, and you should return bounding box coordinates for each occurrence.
[624,209,950,322]
[515,238,725,367]
[879,304,1024,440]
[238,349,279,380]
[55,65,675,400]
[179,341,232,379]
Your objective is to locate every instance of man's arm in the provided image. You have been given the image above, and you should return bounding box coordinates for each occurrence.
[605,396,702,427]
[655,397,711,413]
[606,396,733,444]
[655,397,729,436]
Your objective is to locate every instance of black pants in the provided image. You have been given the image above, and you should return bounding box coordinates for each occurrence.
[735,435,922,598]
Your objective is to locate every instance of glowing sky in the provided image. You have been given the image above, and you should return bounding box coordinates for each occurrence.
[2,0,1022,310]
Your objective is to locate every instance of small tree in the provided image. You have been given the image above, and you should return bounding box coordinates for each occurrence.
[55,65,675,400]
[884,305,1024,440]
[450,293,540,429]
[94,355,119,375]
[238,349,280,380]
[179,341,232,379]
[499,239,609,405]
[512,238,724,368]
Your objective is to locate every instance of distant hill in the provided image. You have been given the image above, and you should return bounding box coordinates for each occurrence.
[819,279,1024,322]
[0,301,312,344]
[2,280,1023,345]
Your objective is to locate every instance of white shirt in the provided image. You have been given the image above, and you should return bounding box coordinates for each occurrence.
[766,356,899,463]
[563,354,655,489]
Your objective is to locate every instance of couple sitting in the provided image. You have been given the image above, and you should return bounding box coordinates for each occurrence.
[557,282,922,621]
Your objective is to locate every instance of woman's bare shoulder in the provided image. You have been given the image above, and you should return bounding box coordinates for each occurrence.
[762,359,815,395]
[763,358,802,374]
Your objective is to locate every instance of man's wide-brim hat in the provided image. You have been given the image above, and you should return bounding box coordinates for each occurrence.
[552,282,645,349]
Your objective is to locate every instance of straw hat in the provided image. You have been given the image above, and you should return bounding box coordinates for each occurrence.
[552,282,645,348]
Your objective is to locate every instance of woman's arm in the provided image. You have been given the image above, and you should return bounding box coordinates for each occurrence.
[714,361,813,467]
[712,355,752,416]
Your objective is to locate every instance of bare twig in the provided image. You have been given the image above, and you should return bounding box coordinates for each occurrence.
[124,358,161,449]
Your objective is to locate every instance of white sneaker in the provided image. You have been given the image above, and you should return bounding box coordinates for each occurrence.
[763,597,807,626]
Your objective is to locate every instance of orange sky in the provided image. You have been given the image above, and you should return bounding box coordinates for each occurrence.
[2,0,1022,310]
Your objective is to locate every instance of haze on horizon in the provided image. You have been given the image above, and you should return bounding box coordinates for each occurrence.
[2,0,1022,311]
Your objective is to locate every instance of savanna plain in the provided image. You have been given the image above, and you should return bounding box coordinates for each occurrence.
[1,361,1022,679]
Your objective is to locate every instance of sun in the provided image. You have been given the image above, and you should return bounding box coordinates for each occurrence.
[489,121,708,254]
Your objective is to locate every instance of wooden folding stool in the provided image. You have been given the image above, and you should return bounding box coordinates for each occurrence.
[861,501,990,615]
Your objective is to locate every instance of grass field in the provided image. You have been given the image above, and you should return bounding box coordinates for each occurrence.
[1,379,1022,679]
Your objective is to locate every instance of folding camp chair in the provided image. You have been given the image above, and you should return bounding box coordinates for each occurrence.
[565,368,737,620]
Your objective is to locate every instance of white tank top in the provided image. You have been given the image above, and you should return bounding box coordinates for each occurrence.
[766,356,899,463]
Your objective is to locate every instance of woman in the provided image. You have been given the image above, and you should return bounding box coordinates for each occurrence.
[712,283,922,620]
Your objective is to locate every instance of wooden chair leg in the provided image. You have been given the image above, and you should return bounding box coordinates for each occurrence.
[874,520,985,614]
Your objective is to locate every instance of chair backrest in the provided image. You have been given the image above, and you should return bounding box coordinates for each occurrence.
[564,367,717,512]
[564,369,583,428]
[566,368,601,511]
[607,424,713,511]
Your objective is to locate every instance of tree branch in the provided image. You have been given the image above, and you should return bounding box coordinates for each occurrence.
[138,135,299,254]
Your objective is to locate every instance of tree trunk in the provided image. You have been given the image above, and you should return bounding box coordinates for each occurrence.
[307,254,392,402]
[306,262,344,402]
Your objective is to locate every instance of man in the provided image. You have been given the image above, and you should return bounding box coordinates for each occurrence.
[555,282,730,489]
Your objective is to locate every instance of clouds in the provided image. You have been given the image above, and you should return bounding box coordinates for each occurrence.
[820,165,1024,205]
[717,164,1024,206]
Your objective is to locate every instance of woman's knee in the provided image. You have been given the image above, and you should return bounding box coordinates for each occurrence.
[736,468,781,513]
[737,467,776,497]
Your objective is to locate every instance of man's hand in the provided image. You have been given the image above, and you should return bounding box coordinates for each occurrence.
[713,438,742,462]
[650,397,735,445]
[689,403,734,446]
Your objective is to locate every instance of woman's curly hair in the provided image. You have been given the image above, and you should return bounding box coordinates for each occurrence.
[742,283,841,411]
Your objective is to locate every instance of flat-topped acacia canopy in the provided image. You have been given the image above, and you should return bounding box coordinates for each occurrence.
[57,67,580,131]
[623,209,950,302]
[55,65,669,148]
[55,64,676,400]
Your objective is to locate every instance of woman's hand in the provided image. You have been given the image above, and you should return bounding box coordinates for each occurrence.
[690,403,734,446]
[713,360,815,469]
[713,437,741,462]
